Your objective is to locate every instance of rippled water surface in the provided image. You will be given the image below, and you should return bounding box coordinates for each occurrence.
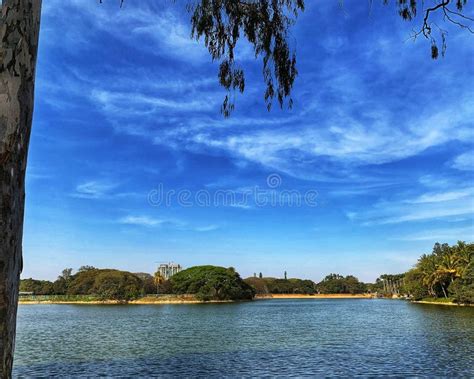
[14,299,474,377]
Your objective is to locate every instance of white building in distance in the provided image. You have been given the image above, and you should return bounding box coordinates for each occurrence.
[158,262,182,280]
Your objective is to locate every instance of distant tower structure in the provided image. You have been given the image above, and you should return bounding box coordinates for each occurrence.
[158,262,182,280]
[284,271,287,280]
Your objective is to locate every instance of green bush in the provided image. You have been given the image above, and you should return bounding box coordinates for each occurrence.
[449,260,474,304]
[67,268,99,295]
[65,269,143,301]
[170,265,255,301]
[20,278,54,295]
[402,269,429,300]
[22,267,151,301]
[134,272,156,294]
[316,274,366,294]
[91,270,143,301]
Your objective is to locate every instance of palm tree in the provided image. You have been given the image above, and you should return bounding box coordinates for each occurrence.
[409,242,473,300]
[453,241,474,277]
[435,244,469,298]
[417,254,438,297]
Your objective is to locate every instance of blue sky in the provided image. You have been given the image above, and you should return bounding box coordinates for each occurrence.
[23,0,473,282]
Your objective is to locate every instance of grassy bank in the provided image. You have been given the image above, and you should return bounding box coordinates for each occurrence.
[255,293,374,299]
[24,294,473,305]
[19,294,235,305]
[20,293,376,304]
[19,294,102,303]
[131,295,234,304]
[412,297,474,307]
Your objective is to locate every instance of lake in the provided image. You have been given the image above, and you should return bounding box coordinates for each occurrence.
[13,299,474,377]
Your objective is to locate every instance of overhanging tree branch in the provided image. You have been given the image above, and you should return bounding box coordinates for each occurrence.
[404,0,473,58]
[107,0,472,114]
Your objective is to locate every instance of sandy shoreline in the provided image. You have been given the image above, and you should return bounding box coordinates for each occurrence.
[19,293,374,305]
[19,300,235,305]
[255,293,373,299]
[18,294,235,305]
[412,300,474,307]
[19,295,474,307]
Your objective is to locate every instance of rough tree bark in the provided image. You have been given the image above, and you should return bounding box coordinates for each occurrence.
[0,1,41,377]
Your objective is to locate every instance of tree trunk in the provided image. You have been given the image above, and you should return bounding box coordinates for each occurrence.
[0,1,41,377]
[441,284,448,299]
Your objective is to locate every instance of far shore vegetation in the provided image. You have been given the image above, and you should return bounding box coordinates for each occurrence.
[20,241,473,305]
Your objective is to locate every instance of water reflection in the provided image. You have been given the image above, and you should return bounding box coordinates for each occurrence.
[14,300,474,376]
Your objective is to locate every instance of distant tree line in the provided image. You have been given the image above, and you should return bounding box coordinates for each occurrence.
[20,266,144,301]
[245,277,317,294]
[20,265,255,301]
[244,274,367,295]
[20,241,473,303]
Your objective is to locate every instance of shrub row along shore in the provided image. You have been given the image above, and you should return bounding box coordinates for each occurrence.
[20,241,473,305]
[19,293,374,305]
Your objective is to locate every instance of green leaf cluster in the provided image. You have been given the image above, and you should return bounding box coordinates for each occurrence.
[169,265,255,301]
[402,241,474,303]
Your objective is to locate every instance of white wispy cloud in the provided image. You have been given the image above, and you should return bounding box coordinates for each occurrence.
[405,189,473,204]
[26,166,53,181]
[193,224,220,232]
[73,181,118,199]
[40,0,474,185]
[228,203,253,210]
[91,89,217,115]
[375,206,474,225]
[141,99,474,181]
[353,197,474,226]
[118,216,219,232]
[395,226,474,241]
[451,151,474,171]
[118,215,165,227]
[43,1,209,63]
[418,175,458,190]
[329,181,399,197]
[129,9,209,62]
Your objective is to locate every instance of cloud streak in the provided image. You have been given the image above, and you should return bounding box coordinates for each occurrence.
[193,225,220,232]
[73,181,118,199]
[395,226,474,241]
[451,151,474,171]
[118,215,165,227]
[350,193,474,226]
